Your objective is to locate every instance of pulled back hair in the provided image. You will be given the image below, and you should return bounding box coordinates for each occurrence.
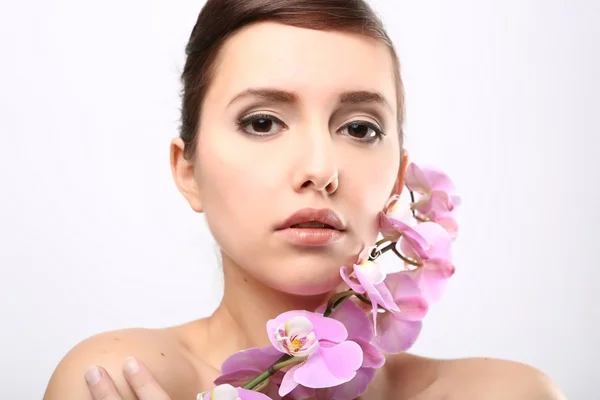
[179,0,405,160]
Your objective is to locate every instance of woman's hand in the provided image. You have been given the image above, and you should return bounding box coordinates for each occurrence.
[85,356,171,400]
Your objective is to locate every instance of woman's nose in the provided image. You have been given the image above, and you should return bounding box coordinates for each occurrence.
[292,129,339,196]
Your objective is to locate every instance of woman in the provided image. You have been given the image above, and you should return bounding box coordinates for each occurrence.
[43,0,565,398]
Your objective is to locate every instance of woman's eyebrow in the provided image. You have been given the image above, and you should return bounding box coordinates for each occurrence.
[339,90,394,115]
[227,88,393,115]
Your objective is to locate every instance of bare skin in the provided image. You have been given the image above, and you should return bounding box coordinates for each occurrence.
[43,22,566,400]
[43,321,565,399]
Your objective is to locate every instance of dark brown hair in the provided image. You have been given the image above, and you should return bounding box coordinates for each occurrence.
[179,0,405,160]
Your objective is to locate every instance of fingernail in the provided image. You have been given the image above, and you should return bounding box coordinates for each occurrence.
[124,356,140,375]
[85,365,101,386]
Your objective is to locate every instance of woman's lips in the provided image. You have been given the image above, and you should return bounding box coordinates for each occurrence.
[276,227,345,247]
[275,207,347,246]
[278,208,346,231]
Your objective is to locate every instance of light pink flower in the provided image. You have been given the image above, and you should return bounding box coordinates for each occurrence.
[399,222,455,302]
[373,271,429,354]
[404,163,461,238]
[214,346,285,399]
[314,300,385,399]
[266,311,363,397]
[378,201,430,258]
[378,194,408,240]
[431,211,459,239]
[197,384,271,400]
[273,315,319,357]
[340,246,400,333]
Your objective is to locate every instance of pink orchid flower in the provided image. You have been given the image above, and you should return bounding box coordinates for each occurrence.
[314,300,385,399]
[267,311,363,397]
[373,271,429,354]
[214,346,287,399]
[378,194,411,240]
[340,246,400,333]
[399,221,455,302]
[378,197,430,258]
[404,163,461,237]
[430,210,459,239]
[198,383,271,400]
[214,345,314,399]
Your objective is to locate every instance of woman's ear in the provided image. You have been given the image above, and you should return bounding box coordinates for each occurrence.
[390,150,410,197]
[170,137,204,213]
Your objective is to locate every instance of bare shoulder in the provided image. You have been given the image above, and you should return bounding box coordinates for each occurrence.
[385,354,566,400]
[430,357,566,400]
[43,326,207,400]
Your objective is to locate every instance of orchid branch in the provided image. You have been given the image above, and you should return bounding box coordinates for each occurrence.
[212,163,460,399]
[243,354,306,390]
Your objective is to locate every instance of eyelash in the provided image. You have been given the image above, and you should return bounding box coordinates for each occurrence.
[235,113,386,143]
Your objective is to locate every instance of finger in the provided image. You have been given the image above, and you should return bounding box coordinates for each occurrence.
[85,365,123,400]
[122,356,170,400]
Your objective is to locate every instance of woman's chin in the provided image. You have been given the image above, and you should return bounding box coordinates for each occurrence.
[265,266,345,297]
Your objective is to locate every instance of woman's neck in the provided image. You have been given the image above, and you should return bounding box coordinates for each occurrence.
[202,252,334,370]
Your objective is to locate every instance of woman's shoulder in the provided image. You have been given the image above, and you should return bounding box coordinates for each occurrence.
[43,325,210,400]
[386,353,566,400]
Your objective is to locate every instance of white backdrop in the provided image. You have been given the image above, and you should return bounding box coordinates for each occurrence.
[0,0,598,398]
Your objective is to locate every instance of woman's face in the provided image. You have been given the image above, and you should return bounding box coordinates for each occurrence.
[172,22,404,295]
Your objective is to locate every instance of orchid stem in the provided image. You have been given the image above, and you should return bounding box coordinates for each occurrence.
[355,293,372,305]
[409,190,417,219]
[243,289,362,391]
[391,246,423,267]
[375,237,390,247]
[369,240,397,261]
[323,290,355,317]
[243,353,299,390]
[378,242,395,254]
[272,356,307,370]
[377,235,423,267]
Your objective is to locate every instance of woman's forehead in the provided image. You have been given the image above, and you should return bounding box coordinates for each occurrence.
[208,22,397,110]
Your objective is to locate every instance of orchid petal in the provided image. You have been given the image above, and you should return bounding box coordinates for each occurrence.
[211,384,239,399]
[385,217,430,259]
[404,163,432,193]
[413,191,454,216]
[273,315,320,356]
[408,267,452,303]
[285,316,313,338]
[423,168,456,193]
[384,271,429,321]
[373,281,401,312]
[355,339,385,369]
[199,384,271,400]
[294,341,362,388]
[328,368,377,400]
[328,299,373,342]
[378,211,403,239]
[236,389,272,400]
[374,314,423,354]
[220,346,282,375]
[268,311,348,345]
[279,364,302,397]
[406,163,456,194]
[354,260,386,285]
[425,257,456,279]
[340,266,365,294]
[434,213,459,240]
[354,263,400,317]
[401,222,452,262]
[214,370,264,387]
[287,385,315,399]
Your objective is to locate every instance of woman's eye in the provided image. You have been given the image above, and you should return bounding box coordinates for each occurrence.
[236,114,385,142]
[340,121,385,143]
[236,113,286,137]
